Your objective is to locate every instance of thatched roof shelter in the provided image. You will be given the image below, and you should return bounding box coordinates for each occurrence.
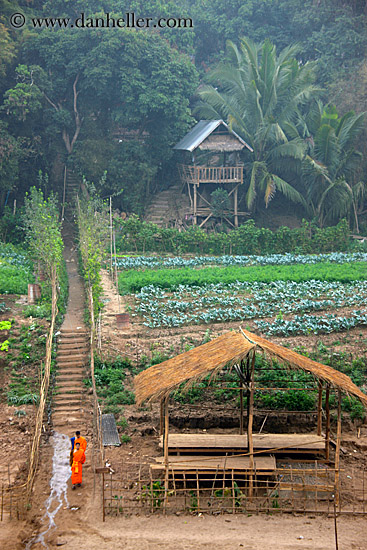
[240,329,367,408]
[134,329,367,408]
[135,332,254,406]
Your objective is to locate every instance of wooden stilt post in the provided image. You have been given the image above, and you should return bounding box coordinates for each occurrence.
[160,398,164,437]
[193,184,197,225]
[240,385,244,435]
[163,396,169,513]
[335,390,342,507]
[248,351,255,499]
[109,196,113,275]
[317,380,323,436]
[234,185,238,227]
[325,385,330,461]
[102,472,105,522]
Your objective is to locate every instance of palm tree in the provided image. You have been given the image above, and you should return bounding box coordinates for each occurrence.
[301,101,366,230]
[195,37,319,212]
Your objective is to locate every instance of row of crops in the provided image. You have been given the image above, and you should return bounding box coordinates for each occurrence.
[118,254,367,336]
[115,252,367,270]
[0,244,34,294]
[132,281,367,332]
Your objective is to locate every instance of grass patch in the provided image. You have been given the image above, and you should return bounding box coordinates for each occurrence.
[118,262,367,294]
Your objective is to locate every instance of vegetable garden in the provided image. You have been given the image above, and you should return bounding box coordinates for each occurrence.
[117,253,367,336]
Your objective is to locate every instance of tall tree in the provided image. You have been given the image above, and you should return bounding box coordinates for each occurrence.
[196,37,318,212]
[302,102,366,230]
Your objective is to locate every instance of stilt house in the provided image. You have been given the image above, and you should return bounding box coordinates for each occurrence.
[174,120,253,227]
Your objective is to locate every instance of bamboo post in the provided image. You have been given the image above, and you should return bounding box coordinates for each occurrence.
[61,165,67,221]
[102,472,105,522]
[193,184,197,225]
[109,197,113,275]
[234,185,238,227]
[231,469,235,513]
[196,469,200,513]
[239,385,244,435]
[160,399,164,436]
[317,381,323,436]
[248,351,255,499]
[113,231,121,313]
[163,396,169,513]
[325,385,330,461]
[335,390,342,507]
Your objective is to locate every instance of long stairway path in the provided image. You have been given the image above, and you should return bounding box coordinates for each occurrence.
[53,220,91,431]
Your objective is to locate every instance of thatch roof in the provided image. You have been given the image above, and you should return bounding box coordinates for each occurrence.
[134,329,367,408]
[134,332,254,406]
[240,329,367,408]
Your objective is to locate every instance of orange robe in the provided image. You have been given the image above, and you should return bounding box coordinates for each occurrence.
[71,448,86,485]
[74,436,87,452]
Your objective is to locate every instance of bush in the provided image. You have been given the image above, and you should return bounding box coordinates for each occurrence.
[115,218,351,256]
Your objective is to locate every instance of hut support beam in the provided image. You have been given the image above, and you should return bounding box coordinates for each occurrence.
[335,390,342,507]
[317,381,323,436]
[325,385,330,461]
[193,184,197,225]
[163,396,169,513]
[248,351,255,499]
[160,399,164,436]
[234,186,238,227]
[163,396,169,466]
[240,386,244,435]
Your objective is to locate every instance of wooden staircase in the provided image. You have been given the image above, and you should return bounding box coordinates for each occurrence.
[144,184,186,227]
[52,328,89,429]
[65,169,81,203]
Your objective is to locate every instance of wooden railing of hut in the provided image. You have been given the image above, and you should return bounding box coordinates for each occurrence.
[179,165,243,185]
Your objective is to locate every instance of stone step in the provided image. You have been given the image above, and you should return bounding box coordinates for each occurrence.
[55,380,84,389]
[57,342,89,351]
[56,352,88,361]
[57,360,87,368]
[60,329,88,335]
[58,340,88,348]
[56,373,85,382]
[53,405,84,413]
[55,388,84,396]
[56,363,86,376]
[57,372,85,381]
[54,391,83,399]
[54,397,83,406]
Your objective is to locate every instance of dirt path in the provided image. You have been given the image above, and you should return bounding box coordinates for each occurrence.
[52,219,91,432]
[19,509,367,550]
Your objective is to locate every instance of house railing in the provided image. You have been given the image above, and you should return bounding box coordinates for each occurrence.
[179,165,243,185]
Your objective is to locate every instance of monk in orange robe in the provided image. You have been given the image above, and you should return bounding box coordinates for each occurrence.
[74,430,87,452]
[71,442,86,489]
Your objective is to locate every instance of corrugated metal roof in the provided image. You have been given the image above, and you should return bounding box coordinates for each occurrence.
[173,120,253,152]
[101,413,120,446]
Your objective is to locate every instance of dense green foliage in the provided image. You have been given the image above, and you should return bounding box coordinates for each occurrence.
[0,243,34,294]
[5,321,48,406]
[132,279,367,328]
[23,187,64,282]
[0,0,366,224]
[116,217,351,255]
[76,190,110,319]
[197,38,316,211]
[119,261,367,294]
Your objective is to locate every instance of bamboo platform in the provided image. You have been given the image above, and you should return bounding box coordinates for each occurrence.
[151,454,276,473]
[159,433,326,455]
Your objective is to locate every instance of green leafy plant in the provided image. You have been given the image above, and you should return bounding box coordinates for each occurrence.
[141,480,164,508]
